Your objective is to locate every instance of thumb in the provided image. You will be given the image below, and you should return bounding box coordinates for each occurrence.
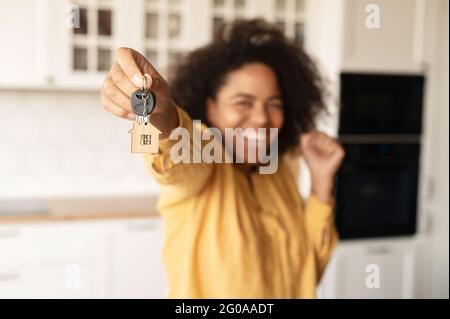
[300,131,314,151]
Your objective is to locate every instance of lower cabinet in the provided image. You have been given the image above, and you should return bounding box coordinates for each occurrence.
[110,219,167,298]
[0,218,167,298]
[318,240,417,299]
[1,219,419,299]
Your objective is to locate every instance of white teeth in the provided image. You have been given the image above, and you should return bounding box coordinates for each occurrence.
[245,136,266,144]
[237,129,267,145]
[241,130,263,139]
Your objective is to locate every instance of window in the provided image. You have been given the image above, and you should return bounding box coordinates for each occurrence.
[274,0,306,46]
[212,0,248,36]
[71,0,114,72]
[66,0,308,80]
[211,0,306,46]
[144,0,187,75]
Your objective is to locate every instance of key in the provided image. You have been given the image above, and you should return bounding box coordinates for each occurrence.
[131,89,156,117]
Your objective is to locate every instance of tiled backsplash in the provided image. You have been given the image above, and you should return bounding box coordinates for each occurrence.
[0,90,160,198]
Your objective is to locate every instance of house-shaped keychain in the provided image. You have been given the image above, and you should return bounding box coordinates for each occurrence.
[128,122,162,153]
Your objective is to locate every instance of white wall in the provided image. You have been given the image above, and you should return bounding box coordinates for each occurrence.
[0,90,160,198]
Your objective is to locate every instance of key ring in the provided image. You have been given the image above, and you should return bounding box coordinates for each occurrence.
[130,73,156,122]
[141,75,148,94]
[142,93,149,116]
[141,75,149,116]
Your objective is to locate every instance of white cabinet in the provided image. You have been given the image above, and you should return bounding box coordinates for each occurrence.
[0,263,102,299]
[318,240,417,299]
[0,0,310,90]
[0,0,429,84]
[0,222,109,298]
[110,218,167,298]
[341,0,427,73]
[0,217,166,299]
[0,0,46,87]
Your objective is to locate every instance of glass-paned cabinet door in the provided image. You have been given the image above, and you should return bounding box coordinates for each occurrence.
[211,0,250,34]
[274,0,306,46]
[139,0,308,78]
[61,0,307,87]
[70,0,115,73]
[143,0,189,77]
[210,0,307,46]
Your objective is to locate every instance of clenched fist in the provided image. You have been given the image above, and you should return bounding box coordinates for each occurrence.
[300,131,345,203]
[100,47,178,139]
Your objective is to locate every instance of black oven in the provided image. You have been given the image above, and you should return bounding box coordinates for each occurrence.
[336,73,425,239]
[335,143,420,239]
[339,73,424,135]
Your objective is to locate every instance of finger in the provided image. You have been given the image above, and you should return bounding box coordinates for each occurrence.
[311,133,323,150]
[142,72,160,92]
[115,47,144,88]
[313,134,324,150]
[330,145,345,162]
[110,62,139,97]
[300,132,314,150]
[103,73,133,111]
[316,134,335,154]
[321,137,334,153]
[101,92,136,121]
[115,47,163,91]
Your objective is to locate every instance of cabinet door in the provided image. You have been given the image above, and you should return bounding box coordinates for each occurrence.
[0,0,45,87]
[342,0,426,72]
[110,218,167,298]
[0,263,99,299]
[0,222,109,298]
[0,0,310,89]
[332,244,416,299]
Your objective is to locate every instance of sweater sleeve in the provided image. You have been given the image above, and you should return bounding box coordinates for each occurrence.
[141,106,214,203]
[304,193,339,281]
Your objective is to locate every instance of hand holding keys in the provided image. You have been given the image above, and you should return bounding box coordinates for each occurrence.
[101,48,179,150]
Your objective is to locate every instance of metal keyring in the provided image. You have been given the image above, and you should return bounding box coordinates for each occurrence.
[142,75,148,93]
[142,75,149,117]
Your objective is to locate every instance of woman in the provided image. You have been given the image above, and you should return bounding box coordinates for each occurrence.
[101,19,345,298]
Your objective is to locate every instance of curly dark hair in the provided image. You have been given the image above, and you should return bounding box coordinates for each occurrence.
[169,18,328,155]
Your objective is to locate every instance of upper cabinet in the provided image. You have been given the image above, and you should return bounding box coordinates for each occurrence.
[341,0,427,73]
[0,0,430,89]
[0,0,119,89]
[0,0,309,90]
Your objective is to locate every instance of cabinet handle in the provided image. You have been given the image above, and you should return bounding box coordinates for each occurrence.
[425,176,435,203]
[0,270,20,282]
[126,220,158,232]
[366,245,391,255]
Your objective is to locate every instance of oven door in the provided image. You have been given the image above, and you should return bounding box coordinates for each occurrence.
[335,143,420,239]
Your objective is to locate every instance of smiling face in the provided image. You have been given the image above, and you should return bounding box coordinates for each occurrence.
[206,62,285,165]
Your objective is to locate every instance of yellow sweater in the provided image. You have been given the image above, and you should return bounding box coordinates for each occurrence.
[142,106,338,298]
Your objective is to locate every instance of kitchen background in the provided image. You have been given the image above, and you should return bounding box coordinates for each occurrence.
[0,0,448,298]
